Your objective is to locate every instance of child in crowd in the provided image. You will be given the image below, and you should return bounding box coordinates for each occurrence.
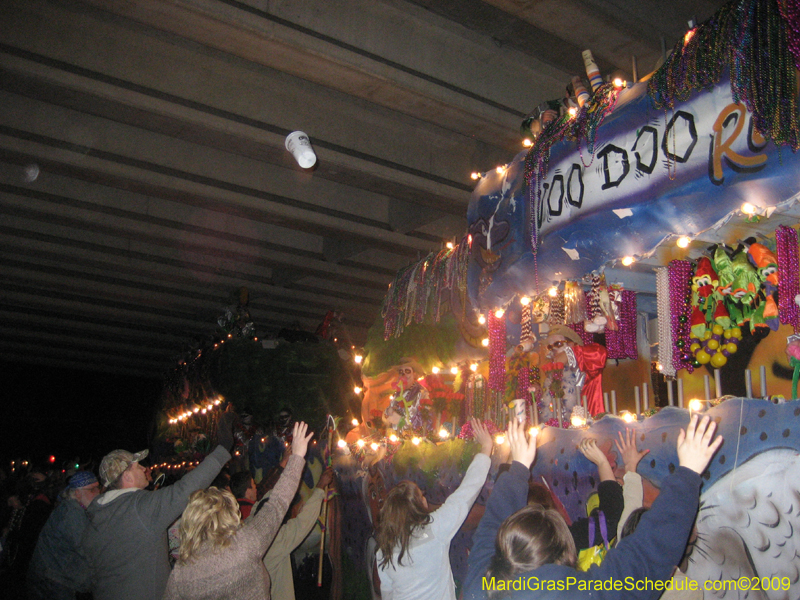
[376,418,493,600]
[463,415,722,599]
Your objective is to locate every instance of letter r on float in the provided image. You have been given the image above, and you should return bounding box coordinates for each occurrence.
[709,103,767,185]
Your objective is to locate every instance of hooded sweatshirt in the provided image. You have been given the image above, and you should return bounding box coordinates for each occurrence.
[82,445,230,600]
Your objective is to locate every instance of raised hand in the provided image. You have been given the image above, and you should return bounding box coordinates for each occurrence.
[579,438,614,482]
[614,428,650,473]
[471,418,494,456]
[290,421,314,458]
[506,418,537,469]
[677,414,723,475]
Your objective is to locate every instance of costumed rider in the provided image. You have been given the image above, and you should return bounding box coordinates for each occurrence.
[383,358,430,431]
[538,325,607,422]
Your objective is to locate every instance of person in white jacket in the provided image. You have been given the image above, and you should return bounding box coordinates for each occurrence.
[376,418,493,600]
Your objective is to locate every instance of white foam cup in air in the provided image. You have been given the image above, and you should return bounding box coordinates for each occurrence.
[285,131,317,168]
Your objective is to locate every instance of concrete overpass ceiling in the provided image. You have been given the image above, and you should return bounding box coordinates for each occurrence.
[0,0,727,377]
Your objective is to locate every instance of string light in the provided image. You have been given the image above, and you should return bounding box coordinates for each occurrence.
[568,106,578,118]
[354,354,363,364]
[622,256,635,266]
[522,138,533,147]
[370,442,379,451]
[622,411,636,423]
[411,437,421,445]
[351,418,359,426]
[677,236,691,248]
[495,434,506,445]
[438,428,449,439]
[337,439,347,449]
[356,439,366,449]
[470,363,478,372]
[494,308,505,318]
[481,338,490,347]
[529,426,540,438]
[470,172,481,180]
[450,366,459,375]
[613,77,625,88]
[496,165,506,174]
[478,314,486,325]
[446,242,455,250]
[741,202,756,215]
[548,286,558,297]
[389,433,398,443]
[688,398,704,412]
[520,296,531,306]
[354,386,362,394]
[432,366,440,374]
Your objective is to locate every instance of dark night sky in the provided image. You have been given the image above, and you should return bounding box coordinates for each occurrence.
[1,361,161,470]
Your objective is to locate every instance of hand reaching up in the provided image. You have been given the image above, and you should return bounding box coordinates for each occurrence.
[614,428,650,473]
[506,419,537,469]
[471,418,493,456]
[579,438,614,482]
[316,467,335,490]
[290,422,314,458]
[677,414,723,475]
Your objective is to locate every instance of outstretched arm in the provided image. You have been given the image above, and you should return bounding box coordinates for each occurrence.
[429,418,492,539]
[463,420,536,599]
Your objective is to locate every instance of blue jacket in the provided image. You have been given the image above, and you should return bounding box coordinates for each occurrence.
[463,461,700,600]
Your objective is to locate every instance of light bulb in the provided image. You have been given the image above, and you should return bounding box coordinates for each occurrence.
[741,202,756,215]
[337,439,347,448]
[450,366,459,375]
[622,256,635,266]
[439,428,449,439]
[412,437,421,445]
[446,242,454,249]
[470,363,478,372]
[356,439,365,448]
[354,354,363,364]
[677,236,691,248]
[548,286,558,297]
[622,412,636,423]
[496,165,506,174]
[470,172,481,180]
[529,426,539,438]
[522,138,533,147]
[354,386,362,394]
[568,106,578,117]
[389,434,398,443]
[481,338,490,347]
[432,366,440,374]
[370,442,379,451]
[351,418,359,426]
[613,77,625,88]
[520,296,531,306]
[478,314,486,325]
[495,434,506,445]
[688,398,704,412]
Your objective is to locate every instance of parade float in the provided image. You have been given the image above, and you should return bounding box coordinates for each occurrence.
[155,1,800,598]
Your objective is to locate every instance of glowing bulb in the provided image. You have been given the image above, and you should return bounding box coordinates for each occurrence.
[370,442,379,451]
[688,398,704,412]
[207,404,213,410]
[470,363,478,372]
[354,354,363,364]
[520,296,531,306]
[337,439,347,448]
[478,314,486,325]
[684,28,696,45]
[432,366,440,374]
[677,236,691,248]
[571,415,586,428]
[495,434,506,445]
[412,437,421,446]
[446,242,454,249]
[193,407,199,413]
[351,418,359,426]
[496,165,506,174]
[522,138,533,147]
[622,412,636,423]
[741,202,756,215]
[481,338,489,347]
[656,363,663,371]
[214,399,221,405]
[439,428,449,439]
[613,77,625,88]
[622,256,635,266]
[548,286,558,297]
[470,172,481,180]
[568,106,577,118]
[389,434,398,443]
[495,308,505,318]
[354,386,362,394]
[529,426,540,438]
[201,408,207,414]
[356,439,366,449]
[450,366,459,375]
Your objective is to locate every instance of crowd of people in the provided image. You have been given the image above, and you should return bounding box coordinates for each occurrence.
[0,407,722,600]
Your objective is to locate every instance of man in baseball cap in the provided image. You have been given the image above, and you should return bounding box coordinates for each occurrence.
[82,412,236,600]
[27,471,101,599]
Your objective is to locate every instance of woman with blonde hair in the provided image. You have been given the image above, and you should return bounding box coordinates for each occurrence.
[376,417,493,600]
[162,421,313,600]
